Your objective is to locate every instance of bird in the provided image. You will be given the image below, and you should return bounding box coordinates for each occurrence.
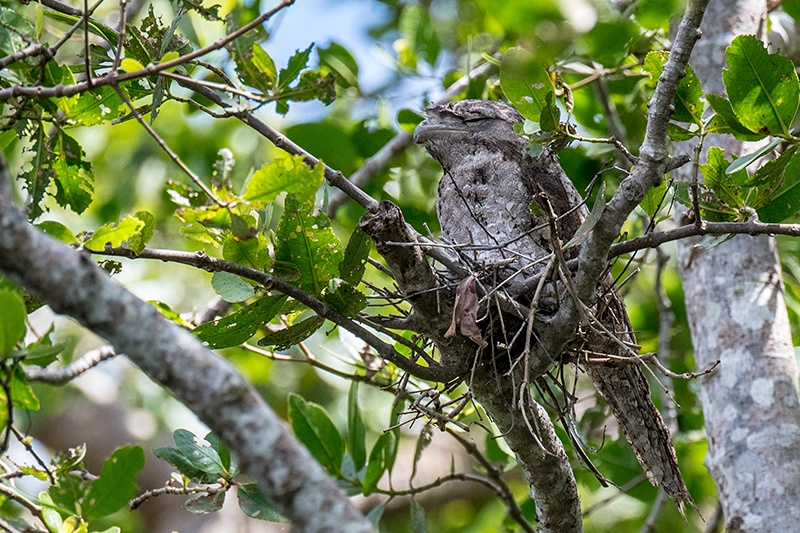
[413,99,693,513]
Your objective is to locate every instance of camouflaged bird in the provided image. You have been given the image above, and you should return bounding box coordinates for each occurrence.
[414,99,693,513]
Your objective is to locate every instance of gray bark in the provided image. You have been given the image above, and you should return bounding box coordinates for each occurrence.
[674,1,800,530]
[0,160,374,533]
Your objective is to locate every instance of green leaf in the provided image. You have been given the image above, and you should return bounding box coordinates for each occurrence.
[226,20,270,93]
[211,272,255,303]
[84,215,145,251]
[83,446,145,519]
[152,445,205,480]
[757,153,800,223]
[398,108,424,133]
[323,279,367,316]
[318,42,359,88]
[725,138,782,175]
[243,155,325,206]
[643,51,704,125]
[500,47,553,122]
[399,4,439,66]
[348,381,367,471]
[410,500,428,533]
[274,198,343,296]
[723,34,800,137]
[252,44,277,86]
[339,228,370,286]
[640,179,669,219]
[10,367,39,410]
[288,393,344,475]
[121,58,144,72]
[701,147,747,210]
[180,222,223,246]
[125,211,156,254]
[565,181,606,249]
[705,94,762,140]
[237,483,290,522]
[204,432,234,474]
[366,502,386,526]
[39,492,64,533]
[279,44,314,89]
[258,315,325,350]
[222,233,271,271]
[0,289,26,357]
[51,130,94,215]
[36,221,78,243]
[185,492,226,514]
[539,91,560,132]
[363,432,392,496]
[193,295,287,349]
[173,428,226,476]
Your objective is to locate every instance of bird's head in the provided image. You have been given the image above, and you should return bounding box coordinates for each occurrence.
[413,100,525,168]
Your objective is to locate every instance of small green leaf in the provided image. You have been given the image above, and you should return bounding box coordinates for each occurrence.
[185,491,226,514]
[539,91,560,132]
[243,155,324,206]
[288,393,344,475]
[723,35,800,137]
[121,58,145,72]
[193,295,287,349]
[643,52,704,125]
[125,211,156,254]
[318,42,359,88]
[500,47,553,122]
[258,315,325,350]
[39,492,64,533]
[348,381,367,471]
[725,138,782,175]
[10,367,39,410]
[0,289,26,357]
[702,147,747,210]
[36,221,78,243]
[222,233,271,271]
[398,108,424,133]
[84,216,145,251]
[705,94,762,140]
[757,153,800,223]
[339,228,370,286]
[640,179,669,219]
[83,446,145,519]
[252,44,277,84]
[323,279,367,316]
[211,272,255,303]
[173,429,226,476]
[152,445,205,480]
[279,44,314,88]
[366,502,386,526]
[35,0,43,40]
[237,483,290,522]
[363,432,392,496]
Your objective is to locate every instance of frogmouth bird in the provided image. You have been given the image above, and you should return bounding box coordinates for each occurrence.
[414,99,693,512]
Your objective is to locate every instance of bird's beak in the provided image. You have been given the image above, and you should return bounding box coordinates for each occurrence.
[413,120,470,144]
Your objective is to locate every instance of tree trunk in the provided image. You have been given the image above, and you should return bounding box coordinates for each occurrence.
[674,1,800,530]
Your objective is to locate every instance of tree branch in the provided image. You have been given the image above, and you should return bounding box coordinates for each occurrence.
[0,158,374,533]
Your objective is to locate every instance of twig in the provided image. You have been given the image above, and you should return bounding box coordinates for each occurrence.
[89,245,460,382]
[0,481,43,517]
[112,84,226,207]
[130,481,224,510]
[26,345,117,384]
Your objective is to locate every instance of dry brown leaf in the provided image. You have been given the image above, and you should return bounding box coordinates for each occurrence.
[444,274,488,348]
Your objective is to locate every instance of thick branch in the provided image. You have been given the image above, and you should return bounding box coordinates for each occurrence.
[0,160,373,533]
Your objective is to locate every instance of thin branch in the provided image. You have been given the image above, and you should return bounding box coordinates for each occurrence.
[113,84,225,207]
[130,481,224,510]
[0,481,43,517]
[26,345,117,384]
[89,245,459,382]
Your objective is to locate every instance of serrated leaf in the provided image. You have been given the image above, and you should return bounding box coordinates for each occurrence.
[211,272,255,303]
[288,393,343,475]
[237,483,290,522]
[500,47,553,122]
[83,446,145,519]
[222,233,271,270]
[279,44,314,89]
[701,147,746,210]
[274,198,343,296]
[84,215,145,251]
[258,315,324,350]
[193,295,287,349]
[173,429,226,476]
[51,129,94,215]
[339,228,370,286]
[723,35,800,137]
[125,210,156,253]
[0,289,26,357]
[243,155,324,206]
[348,381,367,471]
[399,4,439,66]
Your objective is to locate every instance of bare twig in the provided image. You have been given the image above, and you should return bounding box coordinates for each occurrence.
[26,345,117,384]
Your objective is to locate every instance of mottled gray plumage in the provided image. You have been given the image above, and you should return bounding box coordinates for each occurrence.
[415,99,693,512]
